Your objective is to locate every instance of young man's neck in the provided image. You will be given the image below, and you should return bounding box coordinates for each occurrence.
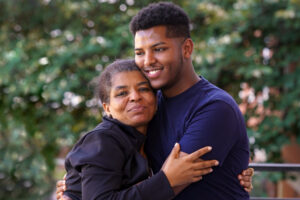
[162,67,200,98]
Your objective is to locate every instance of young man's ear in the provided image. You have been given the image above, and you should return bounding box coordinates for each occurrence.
[182,38,193,59]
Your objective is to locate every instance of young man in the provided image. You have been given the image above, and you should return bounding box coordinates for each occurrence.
[56,2,253,200]
[131,2,250,199]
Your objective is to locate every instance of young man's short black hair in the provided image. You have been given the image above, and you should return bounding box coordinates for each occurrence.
[130,2,190,38]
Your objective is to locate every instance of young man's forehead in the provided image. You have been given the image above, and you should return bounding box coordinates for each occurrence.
[135,26,167,37]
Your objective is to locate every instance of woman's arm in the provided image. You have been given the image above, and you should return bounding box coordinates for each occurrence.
[164,150,254,195]
[56,147,253,200]
[80,143,218,200]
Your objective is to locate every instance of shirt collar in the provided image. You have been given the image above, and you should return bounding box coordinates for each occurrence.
[102,116,146,151]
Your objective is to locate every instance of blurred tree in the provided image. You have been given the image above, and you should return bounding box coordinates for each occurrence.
[0,0,147,198]
[187,0,300,164]
[0,0,299,199]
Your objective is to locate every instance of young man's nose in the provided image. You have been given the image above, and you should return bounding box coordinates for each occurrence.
[144,52,155,67]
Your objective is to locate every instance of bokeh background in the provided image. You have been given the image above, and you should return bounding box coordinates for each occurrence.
[1,0,300,199]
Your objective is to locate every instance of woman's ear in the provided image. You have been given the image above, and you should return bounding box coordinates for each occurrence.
[182,38,194,59]
[102,103,111,117]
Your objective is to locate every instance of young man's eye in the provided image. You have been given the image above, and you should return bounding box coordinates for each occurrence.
[155,47,167,52]
[135,51,144,56]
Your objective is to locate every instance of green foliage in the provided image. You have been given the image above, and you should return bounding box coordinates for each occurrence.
[1,0,300,199]
[187,0,300,165]
[0,0,143,199]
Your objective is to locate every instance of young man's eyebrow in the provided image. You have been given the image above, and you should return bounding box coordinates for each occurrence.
[134,42,166,51]
[151,42,166,48]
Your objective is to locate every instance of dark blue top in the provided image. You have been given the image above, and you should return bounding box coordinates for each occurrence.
[64,116,174,200]
[145,77,250,200]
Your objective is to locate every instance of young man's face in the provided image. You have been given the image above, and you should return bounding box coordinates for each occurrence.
[134,26,185,90]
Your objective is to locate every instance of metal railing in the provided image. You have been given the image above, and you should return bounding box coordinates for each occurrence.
[249,163,300,200]
[249,163,300,172]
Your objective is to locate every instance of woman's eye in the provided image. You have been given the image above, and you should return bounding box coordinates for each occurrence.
[139,87,151,92]
[116,91,127,97]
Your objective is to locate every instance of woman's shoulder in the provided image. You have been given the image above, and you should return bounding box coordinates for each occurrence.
[75,120,127,151]
[66,121,128,170]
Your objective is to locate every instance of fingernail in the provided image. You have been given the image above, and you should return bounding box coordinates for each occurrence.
[210,168,213,172]
[207,146,212,151]
[215,161,219,166]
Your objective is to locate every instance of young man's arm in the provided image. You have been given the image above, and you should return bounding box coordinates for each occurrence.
[178,100,251,192]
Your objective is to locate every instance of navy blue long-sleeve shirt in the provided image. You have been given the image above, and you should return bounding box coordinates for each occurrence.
[145,77,250,199]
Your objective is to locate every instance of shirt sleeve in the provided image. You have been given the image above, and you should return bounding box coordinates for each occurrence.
[68,131,174,200]
[63,158,82,200]
[179,100,239,166]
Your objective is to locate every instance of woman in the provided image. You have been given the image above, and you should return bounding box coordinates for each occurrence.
[60,59,219,200]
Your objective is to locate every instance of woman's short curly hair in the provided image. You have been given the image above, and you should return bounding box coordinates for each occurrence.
[130,2,190,38]
[92,59,153,104]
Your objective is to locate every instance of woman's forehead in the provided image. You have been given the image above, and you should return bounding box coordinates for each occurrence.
[111,71,147,87]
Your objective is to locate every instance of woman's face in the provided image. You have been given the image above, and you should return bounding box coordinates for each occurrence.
[103,71,157,134]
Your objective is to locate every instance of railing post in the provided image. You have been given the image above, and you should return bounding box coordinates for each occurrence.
[249,163,300,200]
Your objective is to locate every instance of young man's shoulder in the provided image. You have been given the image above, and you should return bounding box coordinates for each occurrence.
[200,79,239,106]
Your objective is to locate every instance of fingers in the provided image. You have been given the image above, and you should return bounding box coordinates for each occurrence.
[56,189,63,200]
[56,180,65,188]
[188,146,212,160]
[238,174,251,181]
[191,176,203,183]
[243,168,254,176]
[56,174,67,200]
[56,179,66,199]
[239,179,251,187]
[240,180,253,193]
[194,159,219,169]
[244,187,251,193]
[193,167,213,176]
[238,168,254,193]
[57,193,62,200]
[191,160,218,176]
[169,143,181,159]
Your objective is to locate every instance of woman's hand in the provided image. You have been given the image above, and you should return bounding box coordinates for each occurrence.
[238,168,254,193]
[56,174,70,200]
[161,143,219,187]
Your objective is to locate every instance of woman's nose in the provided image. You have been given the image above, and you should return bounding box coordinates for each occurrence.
[129,90,142,102]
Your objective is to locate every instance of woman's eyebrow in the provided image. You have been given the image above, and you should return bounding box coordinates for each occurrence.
[137,81,149,86]
[114,85,127,90]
